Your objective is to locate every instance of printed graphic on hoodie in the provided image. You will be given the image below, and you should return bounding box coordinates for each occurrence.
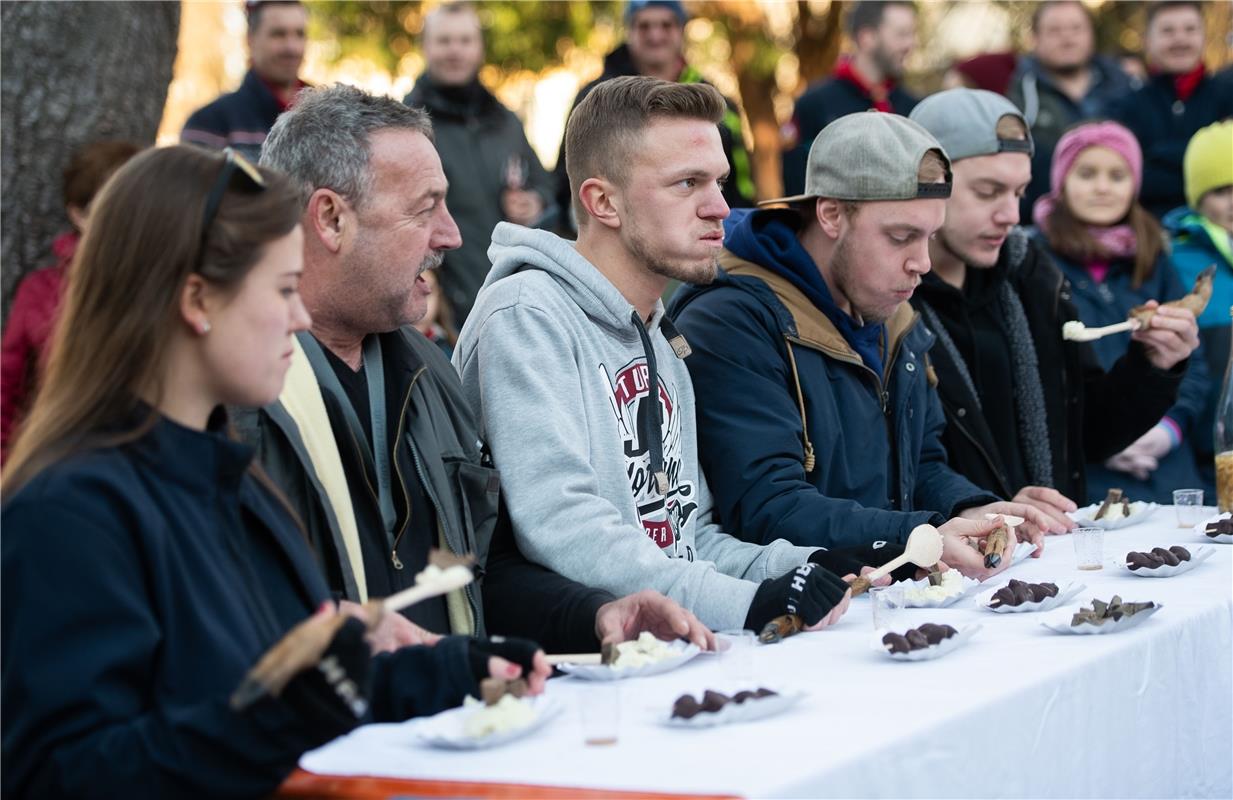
[602,357,698,559]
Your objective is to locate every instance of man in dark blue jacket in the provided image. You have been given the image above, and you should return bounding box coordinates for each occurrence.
[780,1,919,197]
[1112,1,1233,217]
[672,112,1052,578]
[181,1,309,162]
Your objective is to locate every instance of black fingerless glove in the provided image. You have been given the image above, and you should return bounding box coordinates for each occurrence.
[744,563,850,631]
[466,635,541,685]
[282,616,372,735]
[809,542,917,583]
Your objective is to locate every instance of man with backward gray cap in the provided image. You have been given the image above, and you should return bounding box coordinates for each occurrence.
[909,88,1197,514]
[671,110,1050,580]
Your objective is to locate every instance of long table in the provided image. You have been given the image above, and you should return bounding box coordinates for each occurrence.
[291,509,1233,798]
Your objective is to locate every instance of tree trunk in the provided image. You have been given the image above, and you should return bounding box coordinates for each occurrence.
[794,0,846,93]
[1,2,180,317]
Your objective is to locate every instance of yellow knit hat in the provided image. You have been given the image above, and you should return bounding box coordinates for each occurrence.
[1184,120,1233,210]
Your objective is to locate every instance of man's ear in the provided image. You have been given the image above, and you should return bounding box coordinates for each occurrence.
[815,198,846,240]
[306,188,349,254]
[578,177,622,231]
[178,273,216,336]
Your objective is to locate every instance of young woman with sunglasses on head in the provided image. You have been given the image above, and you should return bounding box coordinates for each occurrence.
[1031,121,1211,505]
[1,146,545,799]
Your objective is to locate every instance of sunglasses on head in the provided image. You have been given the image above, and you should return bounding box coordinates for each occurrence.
[198,148,267,265]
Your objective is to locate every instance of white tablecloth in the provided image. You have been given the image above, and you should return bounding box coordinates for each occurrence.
[302,509,1233,798]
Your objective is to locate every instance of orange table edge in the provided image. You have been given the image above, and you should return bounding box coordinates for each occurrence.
[278,769,740,800]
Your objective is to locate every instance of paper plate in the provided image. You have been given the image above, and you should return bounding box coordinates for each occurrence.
[976,581,1084,613]
[893,573,980,608]
[1122,546,1213,577]
[662,689,806,728]
[1006,540,1036,567]
[1040,603,1162,635]
[874,624,981,661]
[558,640,701,681]
[1069,501,1157,529]
[1193,513,1233,544]
[410,695,563,750]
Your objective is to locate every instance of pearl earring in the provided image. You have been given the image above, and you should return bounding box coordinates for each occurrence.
[199,321,211,334]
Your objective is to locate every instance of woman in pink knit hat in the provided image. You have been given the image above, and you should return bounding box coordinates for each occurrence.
[1030,120,1211,505]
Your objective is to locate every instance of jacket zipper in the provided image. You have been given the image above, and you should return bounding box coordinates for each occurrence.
[388,367,425,569]
[949,411,1013,499]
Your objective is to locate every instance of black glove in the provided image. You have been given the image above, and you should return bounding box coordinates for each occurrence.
[744,563,850,631]
[809,542,917,583]
[466,635,541,685]
[281,615,372,734]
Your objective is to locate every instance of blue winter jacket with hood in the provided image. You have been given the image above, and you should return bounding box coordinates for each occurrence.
[669,209,997,549]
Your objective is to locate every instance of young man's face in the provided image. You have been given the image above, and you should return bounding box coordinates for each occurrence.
[1199,186,1233,235]
[936,153,1032,269]
[617,117,729,286]
[248,4,308,87]
[829,197,944,323]
[1145,5,1205,75]
[865,4,916,81]
[423,10,485,87]
[627,7,684,75]
[1033,2,1094,73]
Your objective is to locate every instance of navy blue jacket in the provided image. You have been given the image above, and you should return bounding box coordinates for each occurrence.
[670,211,996,550]
[1113,72,1233,218]
[781,77,918,197]
[1035,235,1212,503]
[1,413,476,799]
[181,69,297,162]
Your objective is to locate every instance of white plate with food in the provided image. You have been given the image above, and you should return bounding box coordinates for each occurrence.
[1070,501,1157,529]
[410,694,563,750]
[1193,513,1233,544]
[874,624,980,661]
[662,688,806,728]
[1122,545,1213,577]
[557,634,701,681]
[1040,601,1161,635]
[893,570,979,608]
[976,580,1084,613]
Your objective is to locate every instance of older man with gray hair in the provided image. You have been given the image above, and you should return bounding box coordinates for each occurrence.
[241,83,712,656]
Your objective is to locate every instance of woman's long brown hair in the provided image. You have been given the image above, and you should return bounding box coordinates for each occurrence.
[3,146,302,496]
[1043,191,1166,290]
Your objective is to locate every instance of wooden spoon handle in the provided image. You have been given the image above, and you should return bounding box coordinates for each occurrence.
[866,552,910,582]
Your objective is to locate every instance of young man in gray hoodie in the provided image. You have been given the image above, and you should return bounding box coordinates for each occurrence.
[455,76,867,634]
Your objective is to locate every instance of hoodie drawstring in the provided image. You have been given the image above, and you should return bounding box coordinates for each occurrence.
[632,311,679,496]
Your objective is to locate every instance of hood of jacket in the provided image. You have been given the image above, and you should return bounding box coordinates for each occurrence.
[483,221,669,339]
[405,73,502,123]
[723,208,889,376]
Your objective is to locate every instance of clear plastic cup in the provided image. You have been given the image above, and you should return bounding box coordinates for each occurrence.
[870,585,906,631]
[579,683,620,746]
[1173,489,1205,528]
[1073,527,1104,570]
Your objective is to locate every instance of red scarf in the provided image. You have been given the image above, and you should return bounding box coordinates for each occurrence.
[259,76,308,112]
[1172,63,1205,102]
[833,58,895,112]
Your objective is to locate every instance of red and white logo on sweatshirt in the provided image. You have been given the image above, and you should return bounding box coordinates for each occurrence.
[602,358,698,559]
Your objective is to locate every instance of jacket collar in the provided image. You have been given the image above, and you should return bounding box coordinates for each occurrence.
[127,407,254,492]
[717,249,918,366]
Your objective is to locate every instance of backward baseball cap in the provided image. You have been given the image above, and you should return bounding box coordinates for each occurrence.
[761,110,952,205]
[909,88,1035,162]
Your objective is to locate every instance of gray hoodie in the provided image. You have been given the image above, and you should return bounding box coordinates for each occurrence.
[453,223,817,631]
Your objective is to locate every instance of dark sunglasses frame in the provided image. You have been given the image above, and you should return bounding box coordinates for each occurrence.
[198,148,267,266]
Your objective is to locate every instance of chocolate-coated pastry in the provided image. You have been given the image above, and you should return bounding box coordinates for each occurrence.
[1168,545,1191,561]
[1126,552,1160,570]
[755,688,777,698]
[1012,582,1034,604]
[1205,518,1233,537]
[732,691,756,703]
[882,633,911,653]
[1150,547,1180,567]
[917,623,948,645]
[701,690,729,712]
[939,624,958,639]
[672,695,701,719]
[1039,582,1059,597]
[905,629,929,649]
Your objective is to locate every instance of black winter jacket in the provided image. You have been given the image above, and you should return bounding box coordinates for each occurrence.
[405,76,557,324]
[911,230,1186,502]
[233,328,615,653]
[1,413,476,799]
[181,69,296,162]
